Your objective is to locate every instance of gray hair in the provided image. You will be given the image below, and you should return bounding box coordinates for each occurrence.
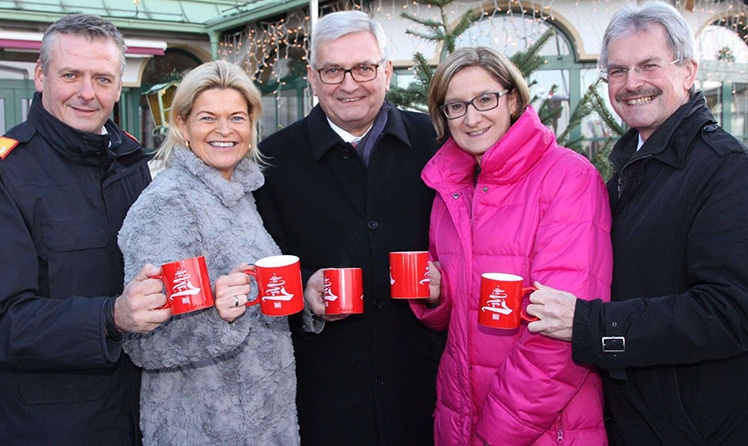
[309,11,389,67]
[428,47,530,141]
[157,60,263,165]
[600,1,695,67]
[39,14,127,77]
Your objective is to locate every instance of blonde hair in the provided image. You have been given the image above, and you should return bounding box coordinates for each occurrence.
[157,60,263,164]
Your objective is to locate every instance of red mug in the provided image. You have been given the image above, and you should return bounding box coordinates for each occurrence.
[244,255,304,316]
[157,256,214,315]
[389,251,430,299]
[323,268,364,315]
[479,273,538,329]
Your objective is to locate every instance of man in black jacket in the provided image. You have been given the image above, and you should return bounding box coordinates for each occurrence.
[255,10,444,446]
[0,14,170,446]
[526,2,748,445]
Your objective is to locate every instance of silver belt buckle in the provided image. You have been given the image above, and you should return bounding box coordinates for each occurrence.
[602,336,625,353]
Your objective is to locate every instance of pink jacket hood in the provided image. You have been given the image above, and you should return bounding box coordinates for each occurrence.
[414,106,612,445]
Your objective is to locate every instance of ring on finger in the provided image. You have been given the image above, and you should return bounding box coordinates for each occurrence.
[233,295,240,307]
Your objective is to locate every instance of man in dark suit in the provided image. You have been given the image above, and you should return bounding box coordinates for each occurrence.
[255,10,444,446]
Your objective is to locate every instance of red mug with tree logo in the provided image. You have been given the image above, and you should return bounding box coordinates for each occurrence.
[244,255,304,316]
[479,273,538,329]
[157,256,214,315]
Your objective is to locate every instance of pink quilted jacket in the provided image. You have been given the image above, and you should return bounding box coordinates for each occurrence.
[411,106,612,445]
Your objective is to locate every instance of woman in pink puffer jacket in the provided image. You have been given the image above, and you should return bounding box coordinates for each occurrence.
[410,47,612,445]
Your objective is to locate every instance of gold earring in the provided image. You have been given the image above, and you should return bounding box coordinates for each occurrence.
[185,140,190,149]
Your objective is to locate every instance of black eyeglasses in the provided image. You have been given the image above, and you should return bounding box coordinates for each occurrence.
[440,90,512,120]
[315,59,386,84]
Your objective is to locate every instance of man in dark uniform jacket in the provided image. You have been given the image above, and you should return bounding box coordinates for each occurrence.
[0,14,170,446]
[255,10,445,446]
[527,2,748,445]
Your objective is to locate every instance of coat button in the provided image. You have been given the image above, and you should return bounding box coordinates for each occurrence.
[373,299,383,310]
[452,193,459,199]
[703,124,718,133]
[367,221,378,230]
[342,150,352,159]
[374,377,385,387]
[482,186,489,192]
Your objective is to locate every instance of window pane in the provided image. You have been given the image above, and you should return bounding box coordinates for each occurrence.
[696,25,748,63]
[529,69,570,133]
[260,88,307,140]
[733,83,748,144]
[699,80,723,124]
[455,14,570,57]
[0,98,5,134]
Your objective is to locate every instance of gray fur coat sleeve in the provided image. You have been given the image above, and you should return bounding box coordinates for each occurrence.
[118,148,281,370]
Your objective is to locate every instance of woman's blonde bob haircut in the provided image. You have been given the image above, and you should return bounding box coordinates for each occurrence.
[428,46,530,141]
[156,60,263,164]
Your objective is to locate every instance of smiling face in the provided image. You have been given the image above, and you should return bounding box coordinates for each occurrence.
[177,88,253,180]
[34,33,123,134]
[308,31,392,137]
[606,24,697,141]
[445,66,517,162]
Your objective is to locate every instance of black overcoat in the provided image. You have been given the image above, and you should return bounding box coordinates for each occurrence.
[255,103,445,446]
[572,92,748,445]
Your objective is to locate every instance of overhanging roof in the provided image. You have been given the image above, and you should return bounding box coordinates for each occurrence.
[0,0,311,35]
[0,29,166,55]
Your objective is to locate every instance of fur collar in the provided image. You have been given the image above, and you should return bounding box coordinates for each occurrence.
[168,146,264,208]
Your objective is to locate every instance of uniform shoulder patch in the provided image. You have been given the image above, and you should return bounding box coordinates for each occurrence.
[0,136,20,160]
[123,131,141,143]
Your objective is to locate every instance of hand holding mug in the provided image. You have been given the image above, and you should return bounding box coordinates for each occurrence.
[115,263,170,334]
[525,282,577,341]
[214,263,252,323]
[424,261,442,307]
[154,256,215,316]
[304,269,351,322]
[303,269,326,316]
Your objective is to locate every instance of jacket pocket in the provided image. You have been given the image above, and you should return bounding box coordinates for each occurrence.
[42,220,108,252]
[41,220,113,297]
[673,368,708,445]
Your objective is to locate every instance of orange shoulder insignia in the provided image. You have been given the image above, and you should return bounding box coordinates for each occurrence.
[123,131,141,143]
[0,136,20,160]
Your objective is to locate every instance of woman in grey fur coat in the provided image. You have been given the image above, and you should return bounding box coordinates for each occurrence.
[118,61,299,446]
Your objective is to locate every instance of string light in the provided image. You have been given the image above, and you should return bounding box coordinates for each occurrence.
[217,0,748,114]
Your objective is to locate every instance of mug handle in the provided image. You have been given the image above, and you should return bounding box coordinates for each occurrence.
[521,286,539,322]
[242,268,261,307]
[148,273,171,310]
